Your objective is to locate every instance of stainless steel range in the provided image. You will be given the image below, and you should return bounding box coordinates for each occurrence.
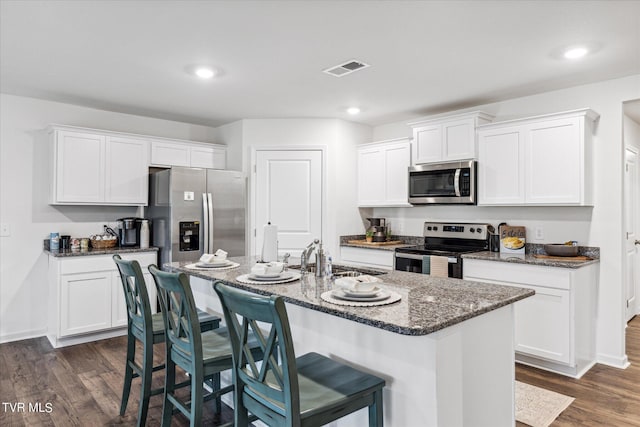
[394,222,491,278]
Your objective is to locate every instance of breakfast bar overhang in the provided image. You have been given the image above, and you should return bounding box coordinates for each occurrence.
[167,257,534,427]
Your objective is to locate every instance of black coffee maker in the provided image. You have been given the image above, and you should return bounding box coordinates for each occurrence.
[117,217,139,247]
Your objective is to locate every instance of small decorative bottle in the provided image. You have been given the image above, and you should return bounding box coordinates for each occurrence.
[140,220,150,249]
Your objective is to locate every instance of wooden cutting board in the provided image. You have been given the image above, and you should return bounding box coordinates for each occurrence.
[347,240,404,246]
[533,254,593,261]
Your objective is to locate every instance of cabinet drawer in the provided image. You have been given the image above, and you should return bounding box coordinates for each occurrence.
[340,246,394,269]
[58,252,158,274]
[463,259,571,290]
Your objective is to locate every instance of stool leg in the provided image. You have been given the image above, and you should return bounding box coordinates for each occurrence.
[213,372,222,413]
[369,389,384,427]
[120,332,136,416]
[161,359,176,427]
[137,337,154,427]
[234,384,249,427]
[190,370,204,427]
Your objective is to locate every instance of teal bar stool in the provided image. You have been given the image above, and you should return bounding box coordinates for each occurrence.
[148,266,264,426]
[113,255,220,427]
[213,281,386,427]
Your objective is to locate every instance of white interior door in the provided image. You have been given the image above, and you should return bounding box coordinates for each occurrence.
[625,146,639,321]
[254,149,323,258]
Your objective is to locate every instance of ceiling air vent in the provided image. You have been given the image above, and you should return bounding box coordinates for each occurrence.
[323,59,370,77]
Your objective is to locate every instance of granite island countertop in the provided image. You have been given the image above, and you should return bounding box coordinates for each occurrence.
[462,250,600,268]
[44,246,159,257]
[166,256,533,336]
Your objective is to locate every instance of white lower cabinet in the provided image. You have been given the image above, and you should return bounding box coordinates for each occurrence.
[463,258,598,378]
[339,246,394,269]
[48,251,158,348]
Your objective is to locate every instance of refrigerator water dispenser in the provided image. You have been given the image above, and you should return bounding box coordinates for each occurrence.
[179,221,200,251]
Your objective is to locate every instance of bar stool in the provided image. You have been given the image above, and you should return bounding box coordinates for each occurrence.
[148,266,264,426]
[113,255,220,426]
[213,281,386,427]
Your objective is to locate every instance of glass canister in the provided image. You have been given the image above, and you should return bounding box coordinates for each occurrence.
[50,232,60,251]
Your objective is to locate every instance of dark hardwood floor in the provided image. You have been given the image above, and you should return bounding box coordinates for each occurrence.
[516,315,640,427]
[0,335,233,426]
[1,317,639,426]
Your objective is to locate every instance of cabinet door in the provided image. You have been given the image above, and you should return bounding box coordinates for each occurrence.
[514,286,572,365]
[340,246,394,269]
[384,142,411,205]
[357,147,385,206]
[442,118,475,160]
[478,126,525,205]
[413,124,442,164]
[112,272,157,328]
[190,145,226,169]
[150,141,190,167]
[55,130,105,203]
[525,118,582,204]
[105,136,149,204]
[60,272,111,336]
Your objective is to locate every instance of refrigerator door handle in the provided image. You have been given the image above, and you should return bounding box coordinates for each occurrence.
[202,193,210,254]
[207,193,214,253]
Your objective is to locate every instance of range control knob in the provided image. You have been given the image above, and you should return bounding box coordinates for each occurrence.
[470,228,475,233]
[433,226,438,231]
[427,226,432,231]
[476,228,482,233]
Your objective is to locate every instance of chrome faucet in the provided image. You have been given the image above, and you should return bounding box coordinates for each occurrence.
[300,239,319,274]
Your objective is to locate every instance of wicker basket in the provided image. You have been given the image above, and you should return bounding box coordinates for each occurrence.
[90,238,118,249]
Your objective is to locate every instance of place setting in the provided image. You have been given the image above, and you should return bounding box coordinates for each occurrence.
[185,249,240,271]
[321,275,401,307]
[236,262,301,285]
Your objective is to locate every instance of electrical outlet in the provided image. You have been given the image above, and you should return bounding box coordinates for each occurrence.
[535,227,544,240]
[0,223,10,237]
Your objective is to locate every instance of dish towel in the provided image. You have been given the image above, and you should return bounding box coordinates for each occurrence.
[429,255,449,278]
[422,255,431,274]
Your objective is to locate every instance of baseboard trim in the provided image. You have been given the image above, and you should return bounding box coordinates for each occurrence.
[596,353,630,369]
[0,328,47,344]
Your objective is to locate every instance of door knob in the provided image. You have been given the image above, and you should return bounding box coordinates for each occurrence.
[636,240,640,245]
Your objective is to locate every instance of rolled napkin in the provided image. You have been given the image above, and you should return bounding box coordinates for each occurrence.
[251,262,285,276]
[199,249,228,264]
[334,275,382,292]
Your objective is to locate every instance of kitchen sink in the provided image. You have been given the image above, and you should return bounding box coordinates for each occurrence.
[287,263,386,276]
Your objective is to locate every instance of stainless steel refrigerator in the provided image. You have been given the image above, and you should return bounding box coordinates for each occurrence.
[147,167,246,266]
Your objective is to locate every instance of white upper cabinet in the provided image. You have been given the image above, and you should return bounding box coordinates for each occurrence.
[48,124,227,206]
[49,127,148,205]
[358,138,411,207]
[150,140,226,169]
[408,111,494,164]
[477,109,598,206]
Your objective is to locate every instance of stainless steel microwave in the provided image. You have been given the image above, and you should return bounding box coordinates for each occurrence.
[408,160,476,204]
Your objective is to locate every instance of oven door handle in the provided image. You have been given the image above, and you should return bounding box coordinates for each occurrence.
[396,253,458,263]
[454,168,461,197]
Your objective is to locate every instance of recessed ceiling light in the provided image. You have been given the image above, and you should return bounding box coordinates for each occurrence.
[194,67,215,79]
[563,47,588,59]
[347,107,361,115]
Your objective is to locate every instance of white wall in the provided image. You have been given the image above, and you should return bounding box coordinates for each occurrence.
[239,118,372,258]
[371,74,640,368]
[216,120,243,171]
[0,94,221,343]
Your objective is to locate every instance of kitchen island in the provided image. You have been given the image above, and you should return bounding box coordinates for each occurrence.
[167,257,534,426]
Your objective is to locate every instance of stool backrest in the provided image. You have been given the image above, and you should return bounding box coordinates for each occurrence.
[113,254,153,337]
[148,265,203,364]
[213,282,300,420]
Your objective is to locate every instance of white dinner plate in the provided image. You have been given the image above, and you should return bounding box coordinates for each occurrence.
[248,272,294,282]
[341,286,382,298]
[251,272,283,279]
[196,261,231,268]
[332,289,390,302]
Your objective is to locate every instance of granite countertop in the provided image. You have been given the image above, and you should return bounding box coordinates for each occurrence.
[462,250,600,268]
[45,246,159,257]
[165,256,533,336]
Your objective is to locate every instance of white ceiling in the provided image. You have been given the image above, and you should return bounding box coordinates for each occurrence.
[1,0,639,127]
